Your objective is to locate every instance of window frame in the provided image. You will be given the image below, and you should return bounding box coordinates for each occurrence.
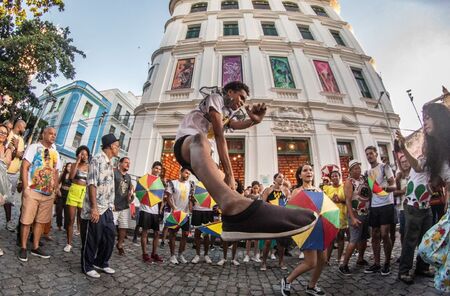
[261,22,278,36]
[82,102,93,118]
[113,103,122,119]
[351,68,373,98]
[72,132,83,148]
[298,25,314,40]
[330,30,346,46]
[283,1,299,12]
[252,0,271,10]
[191,2,208,13]
[221,0,239,10]
[223,22,239,36]
[109,125,116,135]
[311,5,328,17]
[186,24,201,39]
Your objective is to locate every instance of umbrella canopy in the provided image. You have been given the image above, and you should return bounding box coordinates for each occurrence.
[165,210,189,229]
[287,190,340,250]
[135,174,165,207]
[193,182,217,208]
[367,176,389,197]
[321,164,340,178]
[269,197,287,207]
[196,221,222,237]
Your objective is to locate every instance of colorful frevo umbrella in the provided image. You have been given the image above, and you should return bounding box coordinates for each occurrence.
[135,174,165,207]
[287,191,340,250]
[321,164,340,178]
[197,221,222,237]
[367,176,389,197]
[193,182,217,208]
[165,210,189,229]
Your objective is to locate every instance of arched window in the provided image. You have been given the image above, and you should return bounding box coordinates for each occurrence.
[283,2,299,12]
[222,0,239,10]
[311,5,328,17]
[252,0,271,10]
[191,2,208,13]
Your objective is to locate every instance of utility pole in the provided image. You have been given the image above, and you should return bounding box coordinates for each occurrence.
[91,111,108,154]
[406,89,423,127]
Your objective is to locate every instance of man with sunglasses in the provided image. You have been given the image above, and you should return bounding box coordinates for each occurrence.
[18,127,61,262]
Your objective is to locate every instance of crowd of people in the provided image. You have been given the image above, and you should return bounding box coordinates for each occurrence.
[0,81,448,295]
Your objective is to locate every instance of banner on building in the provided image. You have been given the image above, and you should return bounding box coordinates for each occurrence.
[313,60,340,93]
[270,57,295,89]
[172,58,195,89]
[222,56,243,86]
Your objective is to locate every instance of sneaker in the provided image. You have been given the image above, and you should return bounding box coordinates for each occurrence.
[142,253,152,263]
[364,264,381,274]
[132,237,138,244]
[151,253,163,263]
[204,255,212,264]
[306,285,325,296]
[30,248,50,259]
[270,253,276,260]
[63,244,72,253]
[18,248,28,262]
[339,265,352,276]
[179,255,188,264]
[252,256,262,263]
[280,264,288,270]
[6,221,15,232]
[260,264,267,271]
[221,200,318,241]
[243,255,250,263]
[232,259,240,266]
[398,273,414,285]
[299,252,305,259]
[86,270,101,278]
[170,255,179,265]
[0,248,3,256]
[191,255,200,264]
[381,264,391,276]
[281,277,291,296]
[217,259,227,266]
[74,229,80,236]
[94,266,115,274]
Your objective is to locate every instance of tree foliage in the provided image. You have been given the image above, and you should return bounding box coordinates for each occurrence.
[0,0,85,118]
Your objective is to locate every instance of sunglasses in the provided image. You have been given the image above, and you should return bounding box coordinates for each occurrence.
[44,148,50,160]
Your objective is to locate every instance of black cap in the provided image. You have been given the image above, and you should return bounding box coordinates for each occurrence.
[101,133,119,148]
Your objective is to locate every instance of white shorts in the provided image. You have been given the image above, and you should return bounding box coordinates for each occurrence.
[113,208,130,229]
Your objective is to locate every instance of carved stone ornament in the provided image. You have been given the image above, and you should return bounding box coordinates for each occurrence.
[270,106,314,133]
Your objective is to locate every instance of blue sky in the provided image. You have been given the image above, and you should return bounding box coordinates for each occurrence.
[38,0,450,134]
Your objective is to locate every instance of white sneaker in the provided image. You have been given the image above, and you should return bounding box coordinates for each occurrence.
[6,221,15,232]
[232,259,240,266]
[252,256,262,263]
[179,255,188,264]
[0,248,4,256]
[299,252,304,259]
[204,255,212,264]
[74,230,80,236]
[86,270,100,278]
[217,258,226,266]
[243,255,250,263]
[63,244,72,253]
[191,255,200,264]
[270,254,276,260]
[94,266,115,274]
[170,255,179,265]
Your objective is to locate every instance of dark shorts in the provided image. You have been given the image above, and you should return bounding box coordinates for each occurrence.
[138,211,160,232]
[276,237,292,248]
[349,213,370,243]
[369,204,395,228]
[169,220,191,232]
[191,210,214,227]
[174,135,195,174]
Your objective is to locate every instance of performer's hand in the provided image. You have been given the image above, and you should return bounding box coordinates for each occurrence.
[245,103,267,124]
[395,130,406,150]
[91,208,100,223]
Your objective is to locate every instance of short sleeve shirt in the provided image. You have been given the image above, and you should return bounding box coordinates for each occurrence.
[166,180,192,213]
[81,151,115,219]
[7,132,24,174]
[23,142,61,196]
[367,163,394,208]
[349,176,370,215]
[114,170,132,211]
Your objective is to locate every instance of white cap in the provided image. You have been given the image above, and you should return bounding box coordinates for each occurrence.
[349,160,361,170]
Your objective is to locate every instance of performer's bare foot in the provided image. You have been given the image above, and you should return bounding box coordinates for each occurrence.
[188,134,317,241]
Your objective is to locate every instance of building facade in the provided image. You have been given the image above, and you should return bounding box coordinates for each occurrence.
[40,81,111,163]
[100,89,141,160]
[129,0,400,185]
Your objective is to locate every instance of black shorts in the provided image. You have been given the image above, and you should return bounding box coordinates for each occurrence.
[169,220,191,232]
[369,204,395,228]
[191,210,214,227]
[138,211,160,232]
[174,135,195,174]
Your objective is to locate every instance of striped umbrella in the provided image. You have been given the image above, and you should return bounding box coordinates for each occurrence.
[135,174,165,207]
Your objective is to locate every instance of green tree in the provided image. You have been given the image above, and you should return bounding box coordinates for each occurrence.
[0,0,85,118]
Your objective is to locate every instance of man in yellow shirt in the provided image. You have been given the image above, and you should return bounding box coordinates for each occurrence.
[4,120,26,231]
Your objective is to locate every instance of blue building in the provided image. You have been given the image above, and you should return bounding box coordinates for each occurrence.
[39,81,111,162]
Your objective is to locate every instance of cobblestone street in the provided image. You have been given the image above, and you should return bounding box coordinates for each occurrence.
[0,203,444,296]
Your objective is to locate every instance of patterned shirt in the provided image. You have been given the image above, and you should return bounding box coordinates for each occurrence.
[81,151,115,219]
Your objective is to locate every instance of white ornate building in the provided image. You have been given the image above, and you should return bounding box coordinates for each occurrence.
[129,0,400,185]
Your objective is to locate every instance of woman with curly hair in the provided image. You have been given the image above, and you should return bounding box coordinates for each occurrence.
[409,102,450,293]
